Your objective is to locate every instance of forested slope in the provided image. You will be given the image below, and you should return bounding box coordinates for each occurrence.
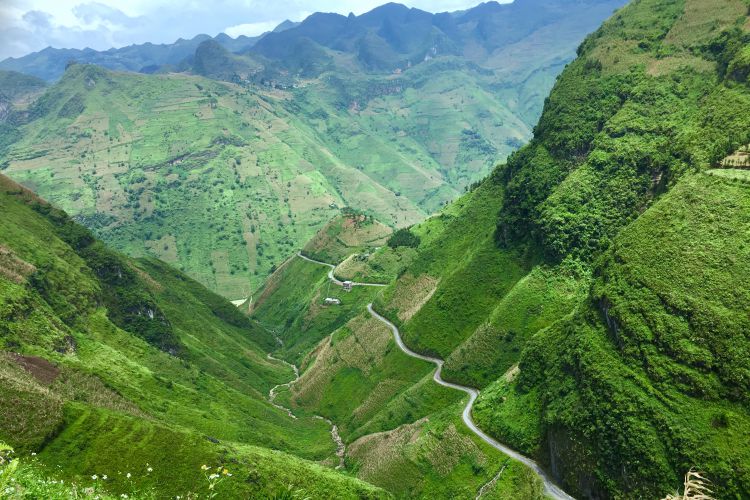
[387,0,750,497]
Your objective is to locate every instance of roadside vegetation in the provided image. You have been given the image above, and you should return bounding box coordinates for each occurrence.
[338,0,750,497]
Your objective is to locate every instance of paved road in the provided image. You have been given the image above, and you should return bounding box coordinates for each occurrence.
[296,252,574,499]
[296,252,387,287]
[367,305,574,500]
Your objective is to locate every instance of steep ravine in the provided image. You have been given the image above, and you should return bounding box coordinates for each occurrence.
[265,337,346,469]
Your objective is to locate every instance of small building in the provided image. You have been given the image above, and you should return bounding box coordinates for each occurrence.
[324,297,341,306]
[342,281,353,292]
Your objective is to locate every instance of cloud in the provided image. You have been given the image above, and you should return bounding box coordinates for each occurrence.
[72,2,140,27]
[22,9,53,28]
[225,20,281,38]
[0,0,507,61]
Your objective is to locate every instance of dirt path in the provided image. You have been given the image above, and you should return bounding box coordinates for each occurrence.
[266,343,345,469]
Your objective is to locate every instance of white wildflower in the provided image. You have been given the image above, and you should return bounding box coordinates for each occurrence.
[126,472,131,479]
[91,474,98,480]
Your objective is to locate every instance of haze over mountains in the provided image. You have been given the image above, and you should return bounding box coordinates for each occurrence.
[0,0,625,298]
[3,0,750,498]
[1,0,620,84]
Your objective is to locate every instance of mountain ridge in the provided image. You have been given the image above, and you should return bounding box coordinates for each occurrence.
[0,0,625,298]
[251,0,750,497]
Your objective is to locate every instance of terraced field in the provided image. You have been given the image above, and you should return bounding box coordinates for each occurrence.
[0,62,532,298]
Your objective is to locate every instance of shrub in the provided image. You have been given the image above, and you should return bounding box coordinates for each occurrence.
[387,228,420,249]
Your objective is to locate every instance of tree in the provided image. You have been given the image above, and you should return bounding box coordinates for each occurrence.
[387,228,420,248]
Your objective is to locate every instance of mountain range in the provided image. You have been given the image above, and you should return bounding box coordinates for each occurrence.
[4,0,750,498]
[0,0,625,298]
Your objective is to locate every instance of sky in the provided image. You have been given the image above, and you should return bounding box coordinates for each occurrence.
[0,0,502,60]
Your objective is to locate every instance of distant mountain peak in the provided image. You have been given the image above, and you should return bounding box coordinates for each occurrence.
[273,20,299,32]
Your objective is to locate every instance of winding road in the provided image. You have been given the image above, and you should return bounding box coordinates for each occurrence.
[294,252,574,499]
[367,304,574,500]
[296,252,388,287]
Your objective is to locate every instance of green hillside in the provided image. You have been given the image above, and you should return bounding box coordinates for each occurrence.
[4,0,750,498]
[474,172,750,497]
[302,210,392,264]
[0,70,47,160]
[251,226,545,498]
[0,70,46,103]
[0,173,386,498]
[0,0,626,300]
[0,62,525,299]
[372,0,750,497]
[253,0,750,498]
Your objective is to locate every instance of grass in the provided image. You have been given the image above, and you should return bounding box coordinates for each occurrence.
[334,246,417,284]
[271,301,546,499]
[1,408,388,499]
[7,0,750,496]
[39,404,383,499]
[442,263,588,388]
[351,1,750,497]
[473,173,750,498]
[0,57,541,298]
[302,212,392,264]
[251,255,382,364]
[663,469,716,500]
[346,404,543,499]
[373,179,530,360]
[0,173,386,497]
[280,312,460,440]
[249,198,551,498]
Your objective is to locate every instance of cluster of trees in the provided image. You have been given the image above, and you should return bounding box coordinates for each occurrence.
[387,227,420,248]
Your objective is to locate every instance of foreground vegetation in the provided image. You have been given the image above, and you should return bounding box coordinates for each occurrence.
[0,173,386,498]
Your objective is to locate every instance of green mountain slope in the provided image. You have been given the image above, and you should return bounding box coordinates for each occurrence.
[0,71,46,107]
[0,63,432,298]
[0,0,625,300]
[0,61,525,298]
[250,222,545,498]
[0,173,385,498]
[0,70,47,160]
[475,172,750,497]
[374,0,750,497]
[253,0,750,497]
